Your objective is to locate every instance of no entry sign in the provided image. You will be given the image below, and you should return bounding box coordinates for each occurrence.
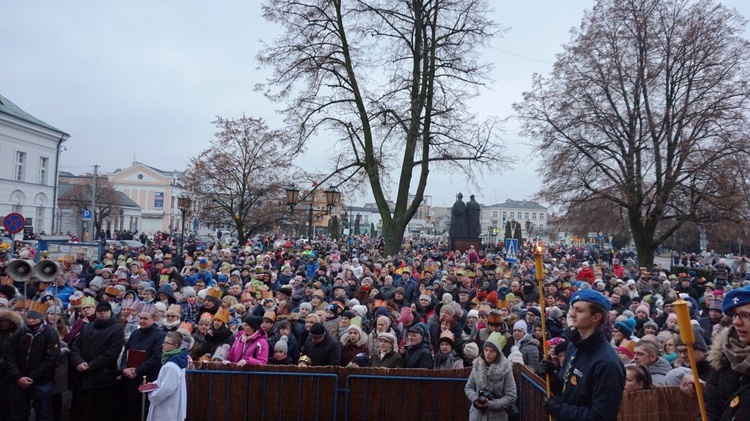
[3,213,25,234]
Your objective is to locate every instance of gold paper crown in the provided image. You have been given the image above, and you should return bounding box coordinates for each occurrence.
[80,296,97,308]
[214,307,230,324]
[25,300,48,314]
[104,286,120,297]
[240,292,253,302]
[199,312,214,322]
[206,288,223,299]
[178,321,194,333]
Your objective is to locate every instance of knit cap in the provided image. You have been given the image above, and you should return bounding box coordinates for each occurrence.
[513,319,528,332]
[274,336,289,354]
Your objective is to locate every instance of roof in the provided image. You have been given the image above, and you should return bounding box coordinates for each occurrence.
[0,93,69,136]
[489,199,547,211]
[131,162,183,178]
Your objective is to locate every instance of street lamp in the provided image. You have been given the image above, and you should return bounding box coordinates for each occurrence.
[286,184,340,241]
[177,195,192,255]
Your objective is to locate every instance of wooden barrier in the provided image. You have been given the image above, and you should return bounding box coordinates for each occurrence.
[187,362,700,421]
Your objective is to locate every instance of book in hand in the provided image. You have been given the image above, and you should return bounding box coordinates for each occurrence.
[127,349,147,368]
[138,383,159,393]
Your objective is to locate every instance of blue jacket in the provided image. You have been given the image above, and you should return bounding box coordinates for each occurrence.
[553,328,625,421]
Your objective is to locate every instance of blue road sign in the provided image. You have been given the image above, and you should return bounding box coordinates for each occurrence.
[3,213,25,234]
[505,238,518,263]
[82,209,92,220]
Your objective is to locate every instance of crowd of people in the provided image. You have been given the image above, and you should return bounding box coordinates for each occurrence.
[0,234,749,420]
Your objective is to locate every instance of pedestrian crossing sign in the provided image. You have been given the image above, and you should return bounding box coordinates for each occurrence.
[505,238,518,263]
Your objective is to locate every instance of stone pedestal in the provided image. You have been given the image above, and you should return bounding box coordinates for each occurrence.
[450,237,482,252]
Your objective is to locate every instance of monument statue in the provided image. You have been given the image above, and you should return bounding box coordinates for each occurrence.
[449,193,468,238]
[466,195,481,238]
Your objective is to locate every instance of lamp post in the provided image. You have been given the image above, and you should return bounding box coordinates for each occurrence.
[286,184,340,241]
[177,195,192,255]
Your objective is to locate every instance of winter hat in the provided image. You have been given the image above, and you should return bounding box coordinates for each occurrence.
[351,353,369,367]
[483,332,506,354]
[439,304,455,317]
[442,293,453,303]
[348,324,364,339]
[0,298,9,308]
[310,322,327,338]
[462,342,479,360]
[377,315,392,330]
[643,320,659,331]
[274,336,289,354]
[182,287,196,298]
[617,339,636,359]
[45,305,62,315]
[636,304,650,316]
[96,302,112,313]
[377,331,398,349]
[400,307,414,325]
[675,325,708,352]
[352,305,368,319]
[467,309,479,319]
[407,324,426,338]
[614,318,636,337]
[513,319,528,332]
[342,310,357,320]
[666,313,678,324]
[154,302,167,313]
[242,315,263,332]
[299,302,313,312]
[419,294,431,303]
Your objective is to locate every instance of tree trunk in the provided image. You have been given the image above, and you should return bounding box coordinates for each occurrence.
[383,220,406,256]
[630,218,656,269]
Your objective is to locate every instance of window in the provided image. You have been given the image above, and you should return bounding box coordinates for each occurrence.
[39,157,49,185]
[492,211,498,218]
[532,213,537,220]
[36,207,45,233]
[12,204,22,214]
[525,212,529,220]
[15,151,26,181]
[510,212,514,219]
[502,211,507,219]
[540,213,545,220]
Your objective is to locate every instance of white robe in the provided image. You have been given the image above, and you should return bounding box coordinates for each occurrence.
[146,360,187,421]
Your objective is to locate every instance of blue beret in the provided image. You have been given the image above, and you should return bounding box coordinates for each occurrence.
[570,289,611,311]
[526,307,541,318]
[723,285,750,315]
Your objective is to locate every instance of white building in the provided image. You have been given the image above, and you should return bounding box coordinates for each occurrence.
[0,94,69,235]
[480,199,549,242]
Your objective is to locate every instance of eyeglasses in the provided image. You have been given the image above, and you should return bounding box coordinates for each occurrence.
[731,311,750,324]
[676,348,689,355]
[163,341,177,346]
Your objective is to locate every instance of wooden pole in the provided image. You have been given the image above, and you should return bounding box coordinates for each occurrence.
[673,296,707,421]
[534,242,553,421]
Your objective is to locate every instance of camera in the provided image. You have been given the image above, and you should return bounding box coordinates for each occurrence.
[478,388,496,401]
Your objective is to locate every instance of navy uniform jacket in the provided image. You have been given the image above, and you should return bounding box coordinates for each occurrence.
[554,328,625,421]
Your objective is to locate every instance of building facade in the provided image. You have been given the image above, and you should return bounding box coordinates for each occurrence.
[480,199,549,243]
[0,94,69,235]
[108,163,185,234]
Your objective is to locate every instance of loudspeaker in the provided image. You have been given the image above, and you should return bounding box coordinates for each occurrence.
[7,259,34,283]
[33,259,61,283]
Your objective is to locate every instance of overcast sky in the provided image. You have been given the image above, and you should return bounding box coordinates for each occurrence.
[2,1,749,208]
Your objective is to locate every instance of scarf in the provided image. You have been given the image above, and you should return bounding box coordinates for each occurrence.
[722,327,750,375]
[161,347,183,364]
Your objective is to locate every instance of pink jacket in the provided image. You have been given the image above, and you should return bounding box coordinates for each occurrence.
[226,329,269,366]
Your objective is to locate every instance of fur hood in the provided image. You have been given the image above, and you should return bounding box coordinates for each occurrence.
[0,308,23,331]
[708,326,731,371]
[472,354,512,390]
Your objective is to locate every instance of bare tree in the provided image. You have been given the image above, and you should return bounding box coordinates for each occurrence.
[515,0,750,266]
[60,177,121,237]
[182,116,295,245]
[257,0,508,254]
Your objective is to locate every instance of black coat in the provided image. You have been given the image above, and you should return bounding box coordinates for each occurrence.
[301,334,341,366]
[552,328,625,421]
[70,317,125,389]
[119,323,165,382]
[403,342,433,369]
[705,326,750,421]
[4,322,60,383]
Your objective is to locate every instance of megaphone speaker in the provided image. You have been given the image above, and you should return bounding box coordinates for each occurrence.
[33,260,61,283]
[7,259,34,283]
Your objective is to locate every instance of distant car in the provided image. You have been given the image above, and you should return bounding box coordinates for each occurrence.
[119,240,145,252]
